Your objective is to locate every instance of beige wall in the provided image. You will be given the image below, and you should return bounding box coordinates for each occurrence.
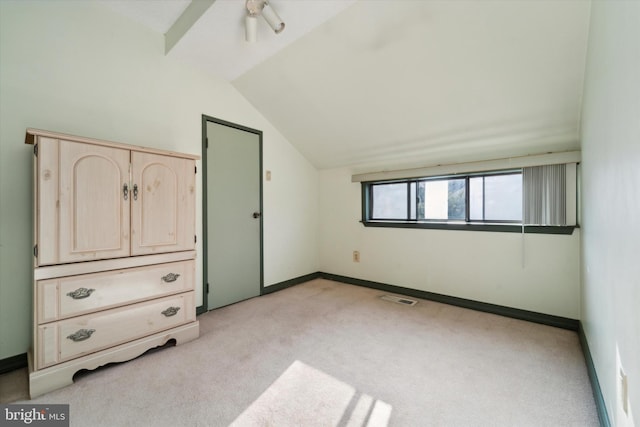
[0,1,319,359]
[319,168,581,319]
[580,1,640,425]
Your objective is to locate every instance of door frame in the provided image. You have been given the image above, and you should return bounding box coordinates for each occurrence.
[198,114,264,313]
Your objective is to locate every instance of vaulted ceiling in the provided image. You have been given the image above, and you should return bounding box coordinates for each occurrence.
[100,0,591,172]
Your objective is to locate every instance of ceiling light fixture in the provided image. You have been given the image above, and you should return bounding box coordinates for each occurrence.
[245,0,285,43]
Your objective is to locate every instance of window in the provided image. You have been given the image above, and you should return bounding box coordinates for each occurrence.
[368,171,521,223]
[469,174,522,221]
[362,167,574,234]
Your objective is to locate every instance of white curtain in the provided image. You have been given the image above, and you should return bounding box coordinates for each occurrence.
[523,164,566,225]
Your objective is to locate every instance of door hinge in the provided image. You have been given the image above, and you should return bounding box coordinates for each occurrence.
[206,283,210,294]
[195,166,197,174]
[33,144,38,156]
[33,245,38,257]
[206,138,209,149]
[194,235,197,243]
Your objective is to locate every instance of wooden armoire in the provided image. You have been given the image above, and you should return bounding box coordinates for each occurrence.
[26,128,200,398]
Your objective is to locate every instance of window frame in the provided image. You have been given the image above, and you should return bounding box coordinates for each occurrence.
[361,169,575,234]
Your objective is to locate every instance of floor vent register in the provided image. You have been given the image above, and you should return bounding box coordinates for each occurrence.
[379,294,418,306]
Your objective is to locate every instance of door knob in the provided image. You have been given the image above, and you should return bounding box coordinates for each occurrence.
[252,212,261,219]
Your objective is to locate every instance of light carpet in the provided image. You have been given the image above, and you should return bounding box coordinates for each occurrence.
[0,279,598,426]
[230,359,391,427]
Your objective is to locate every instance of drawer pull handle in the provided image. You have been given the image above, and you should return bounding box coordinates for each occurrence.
[161,273,180,283]
[66,287,95,299]
[161,306,181,317]
[67,329,95,342]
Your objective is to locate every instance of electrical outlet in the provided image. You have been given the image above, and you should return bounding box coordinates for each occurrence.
[616,343,632,424]
[620,368,629,415]
[353,251,360,262]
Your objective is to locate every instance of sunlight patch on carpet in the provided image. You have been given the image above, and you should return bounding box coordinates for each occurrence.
[230,360,392,427]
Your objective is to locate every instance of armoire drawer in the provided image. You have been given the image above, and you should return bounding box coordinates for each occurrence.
[36,291,195,369]
[36,260,195,324]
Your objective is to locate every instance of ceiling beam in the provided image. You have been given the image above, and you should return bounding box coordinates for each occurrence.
[165,0,217,55]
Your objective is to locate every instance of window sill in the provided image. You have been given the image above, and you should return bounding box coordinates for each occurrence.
[360,221,576,235]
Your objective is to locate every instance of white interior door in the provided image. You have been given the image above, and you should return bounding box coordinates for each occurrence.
[206,120,262,310]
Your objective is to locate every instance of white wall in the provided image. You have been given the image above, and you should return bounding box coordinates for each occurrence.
[319,168,581,318]
[580,1,640,425]
[0,0,319,360]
